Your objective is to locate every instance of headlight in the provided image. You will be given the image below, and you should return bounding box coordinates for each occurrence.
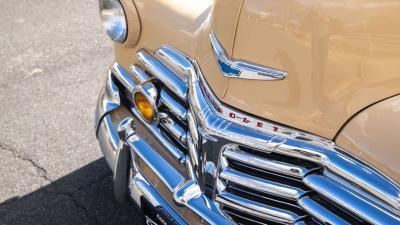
[99,0,127,43]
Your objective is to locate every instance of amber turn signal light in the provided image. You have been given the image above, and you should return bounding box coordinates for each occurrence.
[134,92,155,122]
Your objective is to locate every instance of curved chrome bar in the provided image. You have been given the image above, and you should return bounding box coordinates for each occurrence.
[95,70,120,132]
[137,50,188,101]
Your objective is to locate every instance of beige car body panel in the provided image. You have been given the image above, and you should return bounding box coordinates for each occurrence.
[115,0,243,98]
[336,95,400,184]
[225,0,400,139]
[115,0,400,186]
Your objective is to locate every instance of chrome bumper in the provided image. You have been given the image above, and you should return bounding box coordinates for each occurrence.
[95,43,400,224]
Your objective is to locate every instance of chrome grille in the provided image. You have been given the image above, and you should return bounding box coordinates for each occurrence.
[216,144,399,224]
[109,43,400,225]
[136,50,191,158]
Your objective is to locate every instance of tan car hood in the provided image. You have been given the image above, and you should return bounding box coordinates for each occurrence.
[221,0,400,139]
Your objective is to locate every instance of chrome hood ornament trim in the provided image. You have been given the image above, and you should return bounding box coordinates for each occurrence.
[210,31,287,80]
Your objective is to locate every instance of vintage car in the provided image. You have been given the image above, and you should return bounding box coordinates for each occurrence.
[95,0,400,224]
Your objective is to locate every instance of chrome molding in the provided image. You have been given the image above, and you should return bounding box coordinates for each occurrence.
[298,196,350,225]
[127,134,184,191]
[159,113,187,144]
[219,168,307,200]
[210,31,287,80]
[159,88,188,121]
[137,50,188,101]
[222,145,315,178]
[95,71,120,131]
[130,64,151,84]
[129,173,188,225]
[216,192,305,224]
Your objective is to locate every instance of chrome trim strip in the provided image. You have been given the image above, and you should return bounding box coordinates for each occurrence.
[111,62,136,94]
[95,71,120,131]
[130,106,185,162]
[130,64,151,84]
[155,46,191,82]
[216,192,304,224]
[137,50,188,101]
[210,32,287,81]
[304,174,400,225]
[298,196,350,225]
[129,173,188,225]
[220,168,306,200]
[97,114,119,173]
[223,146,313,178]
[159,114,187,144]
[127,134,184,191]
[159,88,188,121]
[173,181,231,225]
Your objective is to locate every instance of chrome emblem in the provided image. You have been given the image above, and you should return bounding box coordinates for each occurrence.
[210,32,287,80]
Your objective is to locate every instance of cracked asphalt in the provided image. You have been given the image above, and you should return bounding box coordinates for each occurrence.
[0,0,141,224]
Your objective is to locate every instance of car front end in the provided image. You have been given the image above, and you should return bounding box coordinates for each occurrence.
[95,0,400,224]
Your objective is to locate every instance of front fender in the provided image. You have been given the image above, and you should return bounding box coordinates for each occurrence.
[336,94,400,185]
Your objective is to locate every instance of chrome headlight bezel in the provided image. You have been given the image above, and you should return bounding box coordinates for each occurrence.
[99,0,128,43]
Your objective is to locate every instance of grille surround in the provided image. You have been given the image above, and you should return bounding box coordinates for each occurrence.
[110,43,400,224]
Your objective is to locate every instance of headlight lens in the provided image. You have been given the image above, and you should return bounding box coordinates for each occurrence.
[99,0,127,43]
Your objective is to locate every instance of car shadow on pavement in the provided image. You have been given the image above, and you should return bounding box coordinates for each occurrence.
[0,158,142,225]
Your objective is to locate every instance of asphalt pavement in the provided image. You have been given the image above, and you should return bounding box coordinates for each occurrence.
[0,0,141,224]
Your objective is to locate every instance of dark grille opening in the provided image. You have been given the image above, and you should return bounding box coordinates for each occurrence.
[310,194,369,225]
[226,184,306,214]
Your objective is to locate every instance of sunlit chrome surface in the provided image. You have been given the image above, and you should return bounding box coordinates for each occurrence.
[159,89,188,121]
[96,45,400,224]
[137,50,188,101]
[210,31,287,80]
[130,64,150,84]
[216,192,305,224]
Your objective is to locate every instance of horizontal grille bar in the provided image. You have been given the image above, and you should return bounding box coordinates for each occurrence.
[298,196,350,225]
[159,89,187,121]
[216,192,305,224]
[130,106,185,161]
[223,147,313,178]
[220,168,307,201]
[159,114,187,144]
[277,139,400,210]
[304,174,400,225]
